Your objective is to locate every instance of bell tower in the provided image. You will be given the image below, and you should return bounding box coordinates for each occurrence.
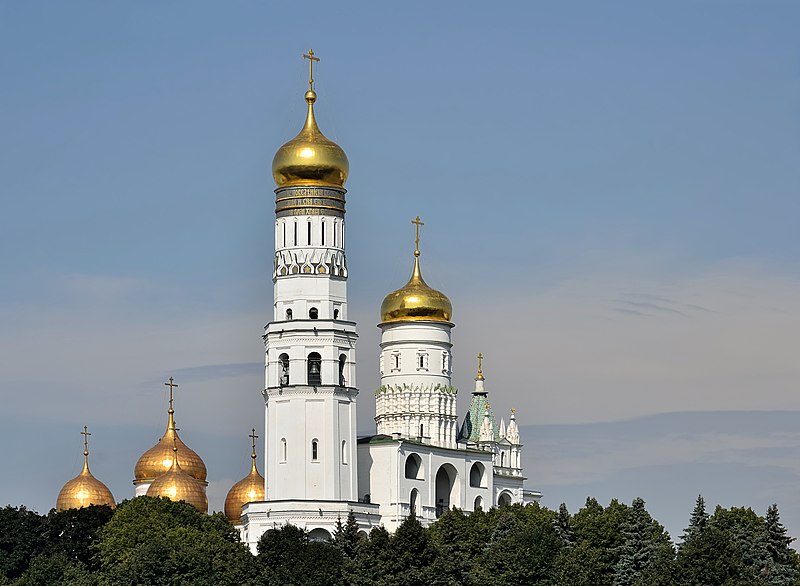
[262,50,358,502]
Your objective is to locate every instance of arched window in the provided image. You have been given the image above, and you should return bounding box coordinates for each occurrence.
[311,439,319,461]
[321,220,325,246]
[498,492,513,507]
[469,462,486,488]
[333,308,339,320]
[341,440,347,464]
[474,496,483,511]
[279,353,290,386]
[285,308,293,320]
[410,488,419,514]
[280,438,287,463]
[309,307,318,320]
[339,354,346,386]
[307,352,322,386]
[404,453,423,480]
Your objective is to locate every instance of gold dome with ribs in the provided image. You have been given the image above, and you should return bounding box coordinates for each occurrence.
[56,426,115,511]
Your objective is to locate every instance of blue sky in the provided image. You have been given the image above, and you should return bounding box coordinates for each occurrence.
[1,1,799,542]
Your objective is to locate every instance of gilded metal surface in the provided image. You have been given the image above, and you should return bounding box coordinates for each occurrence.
[224,429,265,523]
[134,393,207,483]
[146,446,208,514]
[56,427,115,511]
[380,217,452,323]
[272,89,349,189]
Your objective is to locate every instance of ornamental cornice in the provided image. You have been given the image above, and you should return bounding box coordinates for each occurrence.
[375,383,458,396]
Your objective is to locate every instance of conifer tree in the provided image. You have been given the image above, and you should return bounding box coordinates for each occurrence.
[332,511,361,560]
[613,498,658,586]
[680,494,708,546]
[554,502,574,547]
[763,504,798,586]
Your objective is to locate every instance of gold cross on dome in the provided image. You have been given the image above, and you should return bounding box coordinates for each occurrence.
[249,428,259,450]
[477,352,483,374]
[303,49,320,90]
[411,216,424,255]
[81,425,91,454]
[165,377,178,409]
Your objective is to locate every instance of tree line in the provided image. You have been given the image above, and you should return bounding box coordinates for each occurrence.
[0,495,797,585]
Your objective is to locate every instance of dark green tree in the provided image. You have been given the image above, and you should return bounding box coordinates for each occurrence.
[351,526,394,586]
[570,498,630,586]
[332,511,362,560]
[763,504,798,586]
[13,552,97,586]
[613,497,673,586]
[386,511,439,586]
[554,502,574,547]
[97,497,256,586]
[256,523,344,586]
[0,505,46,581]
[42,504,113,570]
[680,494,708,546]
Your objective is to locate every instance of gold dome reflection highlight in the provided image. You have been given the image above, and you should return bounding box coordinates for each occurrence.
[224,429,266,523]
[56,426,115,512]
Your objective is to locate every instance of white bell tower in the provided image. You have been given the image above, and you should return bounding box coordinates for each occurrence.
[261,51,358,503]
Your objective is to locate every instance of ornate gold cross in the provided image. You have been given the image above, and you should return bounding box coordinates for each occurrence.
[303,49,320,90]
[81,425,91,454]
[477,352,484,374]
[412,215,424,255]
[165,377,178,410]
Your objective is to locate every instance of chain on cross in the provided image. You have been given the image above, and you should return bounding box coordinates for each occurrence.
[303,49,320,90]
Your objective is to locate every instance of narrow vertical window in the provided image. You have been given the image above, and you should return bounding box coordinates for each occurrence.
[339,354,346,386]
[311,439,319,461]
[307,221,312,245]
[333,221,338,247]
[293,221,298,246]
[285,308,293,320]
[307,352,322,385]
[280,438,287,463]
[333,308,339,320]
[419,424,424,437]
[321,220,325,246]
[309,307,318,320]
[282,222,286,247]
[341,440,347,464]
[279,353,290,386]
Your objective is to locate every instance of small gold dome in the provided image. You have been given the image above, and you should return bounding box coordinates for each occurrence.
[380,252,452,324]
[146,447,208,514]
[224,433,265,523]
[56,428,115,511]
[134,401,207,484]
[272,89,349,189]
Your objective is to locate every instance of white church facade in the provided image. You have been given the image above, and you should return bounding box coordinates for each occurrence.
[56,53,541,544]
[236,54,540,549]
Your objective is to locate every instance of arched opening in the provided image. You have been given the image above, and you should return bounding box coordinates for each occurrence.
[474,496,484,511]
[311,439,319,461]
[339,354,346,386]
[409,488,419,515]
[333,308,339,320]
[308,528,331,542]
[469,462,486,488]
[307,352,322,386]
[280,438,287,463]
[309,307,318,320]
[285,308,293,320]
[278,353,290,386]
[341,440,347,464]
[435,464,458,518]
[404,453,423,480]
[321,220,325,245]
[498,491,513,507]
[500,451,505,467]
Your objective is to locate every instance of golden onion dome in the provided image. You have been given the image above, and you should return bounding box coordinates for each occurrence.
[134,395,207,484]
[56,428,115,511]
[224,431,265,523]
[381,250,452,324]
[272,89,349,189]
[146,446,208,513]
